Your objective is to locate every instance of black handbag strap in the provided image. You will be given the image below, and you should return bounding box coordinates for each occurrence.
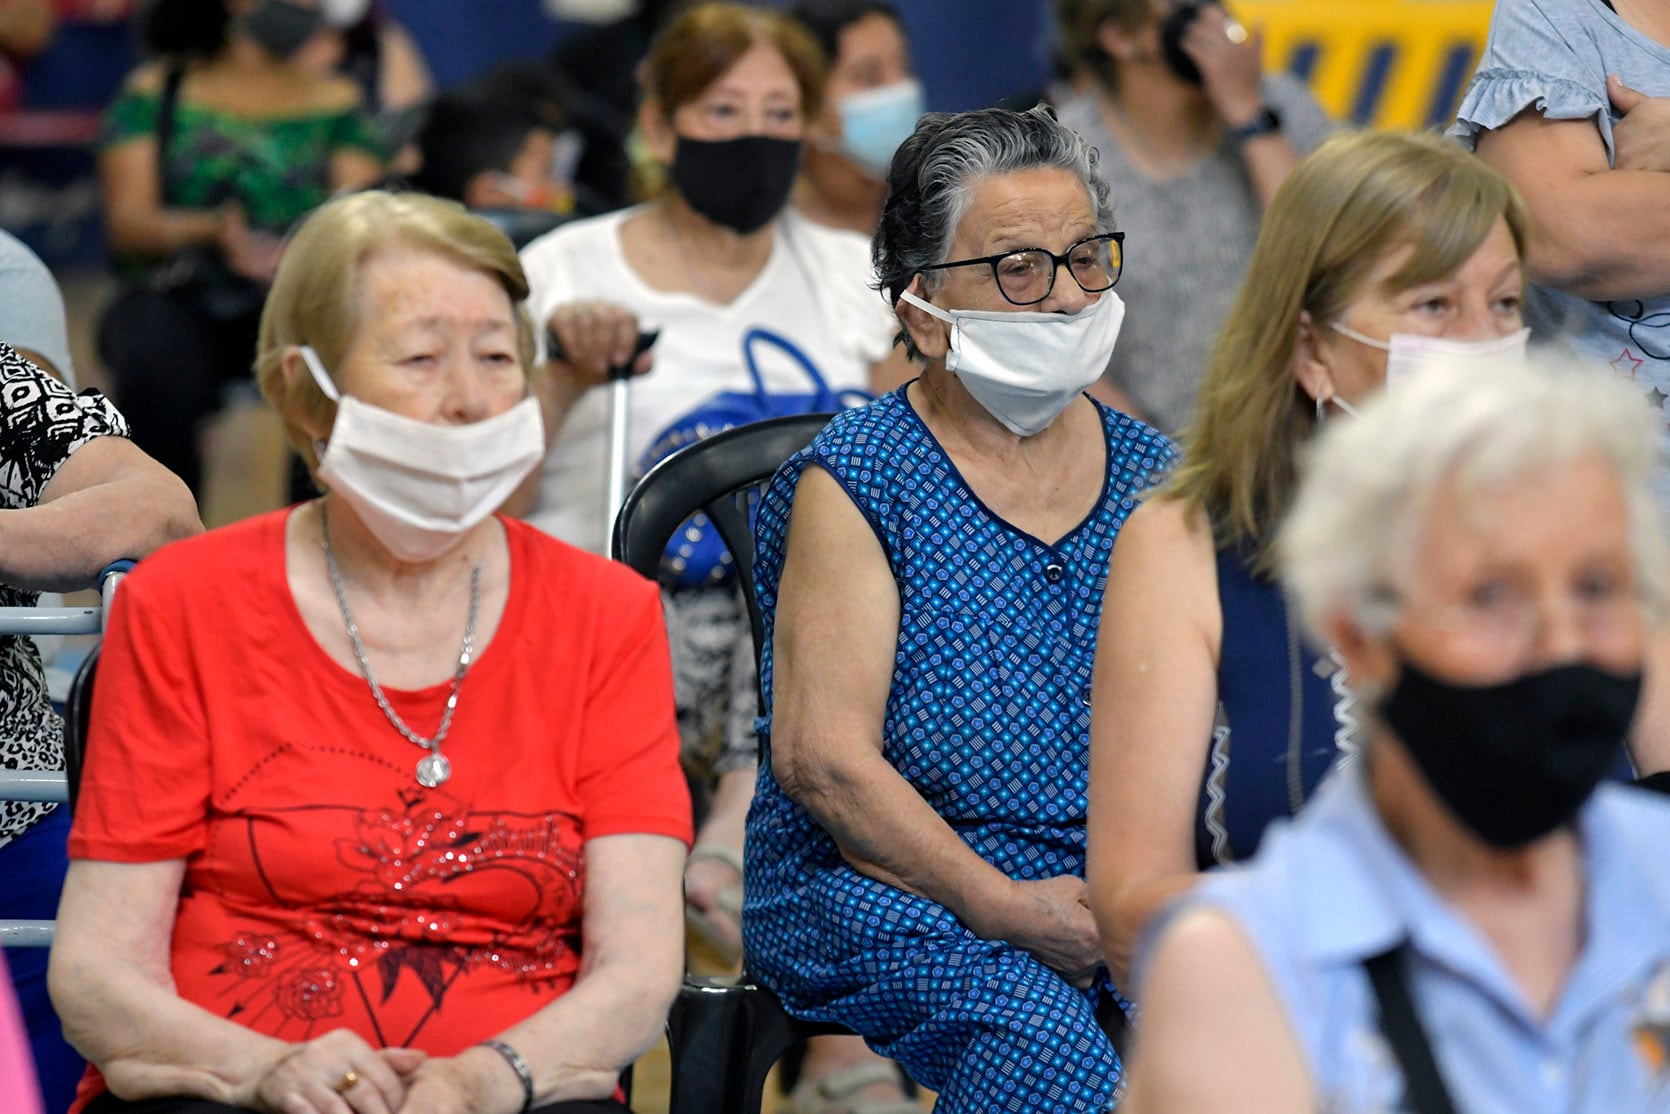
[1363,944,1461,1114]
[156,60,186,205]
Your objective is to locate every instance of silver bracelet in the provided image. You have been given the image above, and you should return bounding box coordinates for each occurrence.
[479,1038,535,1113]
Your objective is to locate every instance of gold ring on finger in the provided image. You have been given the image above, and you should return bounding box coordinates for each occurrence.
[1224,20,1249,44]
[334,1068,360,1093]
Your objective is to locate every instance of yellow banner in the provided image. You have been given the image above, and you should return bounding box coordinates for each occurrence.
[1230,0,1496,130]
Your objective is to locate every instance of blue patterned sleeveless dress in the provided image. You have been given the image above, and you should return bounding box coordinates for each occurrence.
[742,388,1174,1114]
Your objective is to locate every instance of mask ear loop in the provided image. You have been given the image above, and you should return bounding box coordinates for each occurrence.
[298,346,343,402]
[897,288,953,324]
[299,345,343,465]
[1331,321,1391,350]
[1315,393,1361,423]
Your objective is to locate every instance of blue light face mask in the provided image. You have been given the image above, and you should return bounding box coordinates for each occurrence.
[837,79,925,179]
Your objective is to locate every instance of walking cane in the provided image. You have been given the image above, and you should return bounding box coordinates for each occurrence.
[600,329,659,542]
[603,363,632,542]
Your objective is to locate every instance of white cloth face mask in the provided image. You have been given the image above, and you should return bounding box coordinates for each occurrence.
[301,346,546,563]
[898,288,1125,437]
[1331,323,1532,390]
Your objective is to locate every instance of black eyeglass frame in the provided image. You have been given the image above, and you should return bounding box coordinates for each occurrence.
[915,231,1126,307]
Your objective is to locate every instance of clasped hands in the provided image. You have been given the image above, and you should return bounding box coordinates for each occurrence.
[977,873,1107,991]
[241,1030,520,1114]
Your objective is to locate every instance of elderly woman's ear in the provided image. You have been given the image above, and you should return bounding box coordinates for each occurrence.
[278,345,333,443]
[1325,608,1395,704]
[896,277,951,360]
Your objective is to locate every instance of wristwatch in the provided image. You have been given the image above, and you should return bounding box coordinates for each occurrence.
[1229,105,1283,144]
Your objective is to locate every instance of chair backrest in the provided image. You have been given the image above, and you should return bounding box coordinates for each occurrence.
[612,415,833,1114]
[62,645,98,816]
[611,412,831,679]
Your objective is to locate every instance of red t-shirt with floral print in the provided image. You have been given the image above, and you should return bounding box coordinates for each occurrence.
[67,510,691,1111]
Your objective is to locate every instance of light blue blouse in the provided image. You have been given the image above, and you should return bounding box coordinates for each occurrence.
[1147,764,1670,1113]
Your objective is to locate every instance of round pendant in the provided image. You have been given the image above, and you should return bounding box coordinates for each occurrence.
[416,752,451,788]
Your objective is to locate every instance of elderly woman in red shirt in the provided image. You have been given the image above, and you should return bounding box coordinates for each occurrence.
[48,190,692,1114]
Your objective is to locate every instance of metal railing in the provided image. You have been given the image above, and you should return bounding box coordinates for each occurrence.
[0,565,126,948]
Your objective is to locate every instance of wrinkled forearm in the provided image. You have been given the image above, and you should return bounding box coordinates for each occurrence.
[0,472,200,591]
[777,742,1019,937]
[487,937,681,1104]
[476,834,686,1107]
[49,951,286,1106]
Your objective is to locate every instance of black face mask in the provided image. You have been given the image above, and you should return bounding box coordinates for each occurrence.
[1380,655,1642,848]
[242,0,324,60]
[1159,2,1208,86]
[670,135,801,235]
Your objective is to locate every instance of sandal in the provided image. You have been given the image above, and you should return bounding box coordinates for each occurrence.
[684,843,745,966]
[787,1062,921,1114]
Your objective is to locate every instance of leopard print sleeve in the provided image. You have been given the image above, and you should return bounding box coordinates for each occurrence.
[0,341,130,514]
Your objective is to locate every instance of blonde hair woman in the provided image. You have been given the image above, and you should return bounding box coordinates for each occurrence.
[1086,130,1534,984]
[50,191,691,1114]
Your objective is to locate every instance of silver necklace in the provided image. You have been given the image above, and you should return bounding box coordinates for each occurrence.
[319,505,480,788]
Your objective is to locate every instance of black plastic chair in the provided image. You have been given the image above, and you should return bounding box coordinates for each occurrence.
[612,412,848,1114]
[63,644,98,814]
[613,411,832,660]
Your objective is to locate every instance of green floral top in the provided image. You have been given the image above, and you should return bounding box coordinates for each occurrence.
[101,85,383,235]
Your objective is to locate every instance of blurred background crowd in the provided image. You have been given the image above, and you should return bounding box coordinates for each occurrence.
[2,1,1497,507]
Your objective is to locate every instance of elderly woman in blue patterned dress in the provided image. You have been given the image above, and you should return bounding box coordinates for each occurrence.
[742,105,1175,1114]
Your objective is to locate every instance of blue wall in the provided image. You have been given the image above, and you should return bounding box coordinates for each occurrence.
[391,0,1055,111]
[393,0,564,88]
[892,0,1056,111]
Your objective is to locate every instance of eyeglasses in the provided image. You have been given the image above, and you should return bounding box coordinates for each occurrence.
[1374,573,1648,653]
[916,231,1125,307]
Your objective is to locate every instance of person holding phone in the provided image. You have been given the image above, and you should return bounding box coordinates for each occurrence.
[1049,0,1333,434]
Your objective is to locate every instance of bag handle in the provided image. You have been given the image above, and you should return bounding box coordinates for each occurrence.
[742,327,840,406]
[1363,944,1460,1114]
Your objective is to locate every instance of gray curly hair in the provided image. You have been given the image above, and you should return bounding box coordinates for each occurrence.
[873,104,1115,359]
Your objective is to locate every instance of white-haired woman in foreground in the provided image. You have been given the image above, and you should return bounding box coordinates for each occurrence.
[1124,359,1670,1114]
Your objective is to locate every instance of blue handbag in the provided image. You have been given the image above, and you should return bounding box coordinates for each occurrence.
[636,327,872,588]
